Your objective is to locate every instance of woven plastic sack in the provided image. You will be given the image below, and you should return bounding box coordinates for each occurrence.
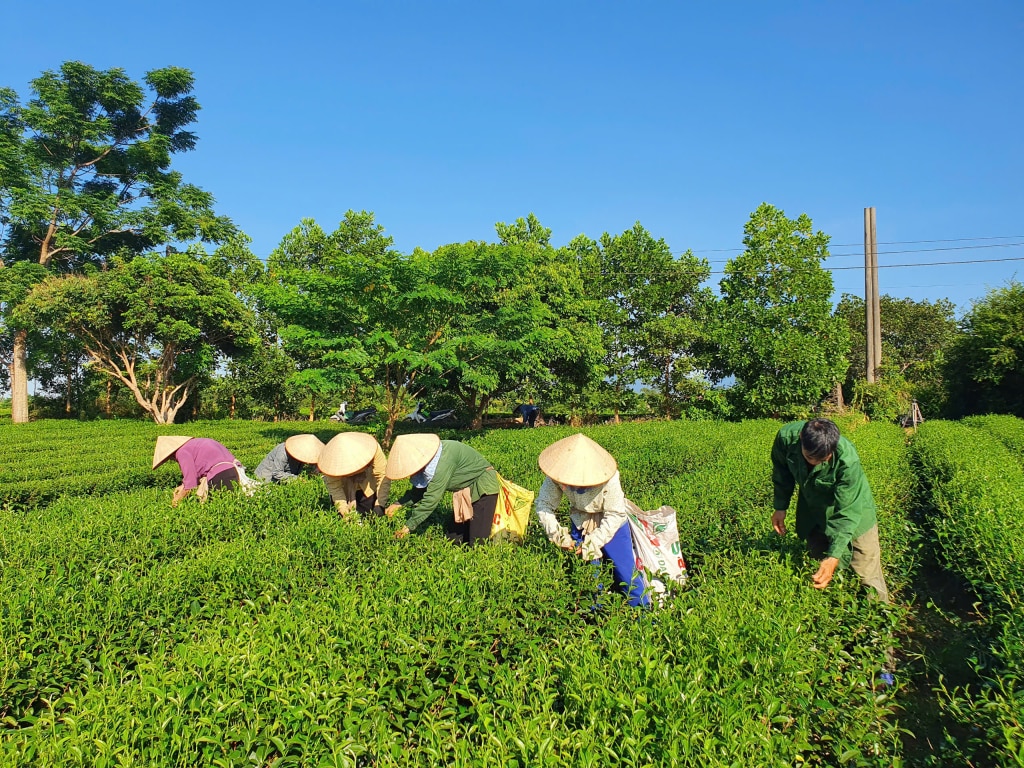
[490,474,535,542]
[627,502,688,588]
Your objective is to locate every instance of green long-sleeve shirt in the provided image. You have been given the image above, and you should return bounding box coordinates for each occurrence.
[399,440,500,532]
[771,421,877,566]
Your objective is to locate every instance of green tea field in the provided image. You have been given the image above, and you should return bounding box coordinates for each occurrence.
[1,418,1022,767]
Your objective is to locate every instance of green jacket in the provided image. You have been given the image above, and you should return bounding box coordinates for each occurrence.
[771,421,877,566]
[400,440,500,532]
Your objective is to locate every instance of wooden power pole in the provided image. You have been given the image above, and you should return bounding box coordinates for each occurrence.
[864,207,882,382]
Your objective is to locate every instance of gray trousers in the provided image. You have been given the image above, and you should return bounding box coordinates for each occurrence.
[807,524,890,603]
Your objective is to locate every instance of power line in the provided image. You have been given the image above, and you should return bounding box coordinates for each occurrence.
[700,241,1024,264]
[688,234,1024,254]
[826,254,1024,271]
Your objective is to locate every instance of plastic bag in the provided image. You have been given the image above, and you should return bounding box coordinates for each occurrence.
[627,503,688,590]
[490,474,535,542]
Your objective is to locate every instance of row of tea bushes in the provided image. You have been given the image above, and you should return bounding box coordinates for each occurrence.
[963,414,1024,467]
[0,420,910,766]
[910,420,1024,766]
[0,420,356,509]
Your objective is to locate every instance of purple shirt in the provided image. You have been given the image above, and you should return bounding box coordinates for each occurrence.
[174,438,238,490]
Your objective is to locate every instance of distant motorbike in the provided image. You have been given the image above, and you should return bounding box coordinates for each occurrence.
[404,401,457,424]
[347,406,377,424]
[330,402,377,424]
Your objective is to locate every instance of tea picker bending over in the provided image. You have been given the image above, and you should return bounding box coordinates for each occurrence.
[386,434,500,545]
[318,432,392,520]
[771,418,890,603]
[535,433,650,608]
[254,434,324,484]
[153,436,242,507]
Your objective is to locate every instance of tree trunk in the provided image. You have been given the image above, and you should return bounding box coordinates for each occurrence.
[308,392,316,421]
[230,392,236,419]
[11,330,29,423]
[105,378,112,415]
[832,381,845,411]
[65,374,72,415]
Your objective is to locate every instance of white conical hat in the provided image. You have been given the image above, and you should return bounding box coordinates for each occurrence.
[318,432,379,477]
[538,433,617,486]
[284,434,325,465]
[385,433,441,480]
[152,436,194,470]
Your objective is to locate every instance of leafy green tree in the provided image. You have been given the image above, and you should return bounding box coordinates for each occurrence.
[566,224,712,420]
[0,62,235,422]
[711,203,849,418]
[605,223,712,418]
[259,212,464,443]
[835,293,959,418]
[495,212,551,248]
[15,252,253,423]
[944,281,1024,417]
[432,236,605,429]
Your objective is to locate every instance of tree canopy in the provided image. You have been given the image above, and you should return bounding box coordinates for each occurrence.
[0,61,235,422]
[711,203,849,418]
[16,251,254,423]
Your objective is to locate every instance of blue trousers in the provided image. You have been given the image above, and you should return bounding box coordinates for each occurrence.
[571,520,650,608]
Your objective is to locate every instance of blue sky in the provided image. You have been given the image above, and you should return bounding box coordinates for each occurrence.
[3,1,1022,312]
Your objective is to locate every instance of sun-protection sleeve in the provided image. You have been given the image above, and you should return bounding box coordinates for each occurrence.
[372,446,391,506]
[322,474,349,507]
[535,477,573,547]
[579,473,627,560]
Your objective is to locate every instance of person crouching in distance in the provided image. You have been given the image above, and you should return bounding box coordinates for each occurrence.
[317,432,392,520]
[771,417,890,603]
[254,434,324,484]
[385,434,500,545]
[153,436,242,507]
[535,433,650,608]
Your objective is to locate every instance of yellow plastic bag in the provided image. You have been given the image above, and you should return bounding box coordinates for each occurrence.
[490,474,534,542]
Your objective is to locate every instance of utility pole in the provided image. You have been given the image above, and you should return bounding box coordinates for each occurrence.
[864,207,881,382]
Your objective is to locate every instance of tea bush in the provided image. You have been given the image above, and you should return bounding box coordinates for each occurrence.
[0,419,914,766]
[910,421,1024,766]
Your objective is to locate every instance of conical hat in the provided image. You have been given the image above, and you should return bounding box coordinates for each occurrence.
[152,435,194,470]
[318,432,379,477]
[284,434,325,465]
[538,433,617,486]
[385,433,441,480]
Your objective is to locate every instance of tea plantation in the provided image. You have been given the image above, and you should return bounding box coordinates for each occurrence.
[1,418,1021,766]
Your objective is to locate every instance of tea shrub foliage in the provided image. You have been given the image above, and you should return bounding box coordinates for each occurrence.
[0,417,944,766]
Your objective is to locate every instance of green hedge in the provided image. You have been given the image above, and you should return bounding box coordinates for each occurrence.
[910,421,1024,766]
[0,419,912,766]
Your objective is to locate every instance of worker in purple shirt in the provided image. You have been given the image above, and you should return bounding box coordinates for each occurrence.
[152,436,241,507]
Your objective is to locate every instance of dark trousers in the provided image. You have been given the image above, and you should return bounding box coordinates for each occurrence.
[570,521,650,608]
[208,467,239,491]
[446,493,498,546]
[354,491,381,516]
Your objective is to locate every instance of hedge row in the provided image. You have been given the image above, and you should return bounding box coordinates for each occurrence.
[910,420,1024,766]
[0,419,909,766]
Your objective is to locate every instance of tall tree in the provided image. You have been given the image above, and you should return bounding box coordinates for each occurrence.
[0,62,235,422]
[433,235,604,428]
[835,293,959,415]
[944,281,1024,418]
[15,251,253,423]
[711,203,849,418]
[597,223,712,418]
[259,212,464,444]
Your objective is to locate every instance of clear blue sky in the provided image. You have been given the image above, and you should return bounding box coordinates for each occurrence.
[3,1,1022,312]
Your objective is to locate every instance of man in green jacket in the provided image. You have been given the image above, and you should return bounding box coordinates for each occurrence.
[385,434,501,545]
[771,418,890,602]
